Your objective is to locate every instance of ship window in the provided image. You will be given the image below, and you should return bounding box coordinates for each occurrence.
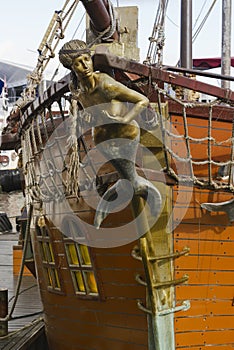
[65,242,99,296]
[41,242,55,263]
[46,267,61,289]
[84,271,98,293]
[62,216,100,297]
[72,271,85,292]
[36,219,62,293]
[71,270,98,294]
[66,243,91,267]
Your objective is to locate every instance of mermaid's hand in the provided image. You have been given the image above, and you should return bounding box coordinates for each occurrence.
[102,110,123,123]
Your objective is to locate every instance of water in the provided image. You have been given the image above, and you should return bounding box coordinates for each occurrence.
[0,190,25,232]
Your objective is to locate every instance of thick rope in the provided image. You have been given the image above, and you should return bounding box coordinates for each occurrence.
[88,0,117,45]
[144,0,169,66]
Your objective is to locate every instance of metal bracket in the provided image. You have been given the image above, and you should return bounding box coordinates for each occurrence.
[137,300,190,316]
[157,300,190,316]
[131,246,190,262]
[135,274,147,286]
[137,300,152,314]
[135,274,189,289]
[153,274,189,289]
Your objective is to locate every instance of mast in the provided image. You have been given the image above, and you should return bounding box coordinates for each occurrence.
[221,0,232,89]
[180,0,192,69]
[80,0,118,41]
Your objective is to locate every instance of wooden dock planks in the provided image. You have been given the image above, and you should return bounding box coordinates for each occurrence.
[0,234,44,349]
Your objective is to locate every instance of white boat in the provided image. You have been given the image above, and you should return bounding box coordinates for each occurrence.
[0,64,26,192]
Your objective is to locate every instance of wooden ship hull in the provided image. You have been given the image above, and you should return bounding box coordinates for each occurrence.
[1,1,234,349]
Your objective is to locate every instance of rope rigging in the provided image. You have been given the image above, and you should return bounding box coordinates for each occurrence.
[144,0,169,66]
[192,0,218,43]
[192,0,208,32]
[145,0,218,66]
[11,0,80,114]
[50,10,86,83]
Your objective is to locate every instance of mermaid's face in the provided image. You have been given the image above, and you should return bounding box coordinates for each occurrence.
[72,54,93,79]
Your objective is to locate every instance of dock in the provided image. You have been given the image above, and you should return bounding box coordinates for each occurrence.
[0,233,48,349]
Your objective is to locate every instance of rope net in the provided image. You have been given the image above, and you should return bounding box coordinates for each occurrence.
[154,85,234,192]
[20,79,234,210]
[21,98,77,204]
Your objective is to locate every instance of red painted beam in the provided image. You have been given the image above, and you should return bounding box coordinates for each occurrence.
[93,53,234,102]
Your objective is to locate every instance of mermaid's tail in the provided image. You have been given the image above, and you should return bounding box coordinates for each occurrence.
[94,179,129,229]
[94,162,162,229]
[94,175,162,229]
[93,124,162,229]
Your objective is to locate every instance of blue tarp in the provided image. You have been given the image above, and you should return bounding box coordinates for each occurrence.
[0,79,4,95]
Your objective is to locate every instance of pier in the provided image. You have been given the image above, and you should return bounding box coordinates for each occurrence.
[0,233,48,349]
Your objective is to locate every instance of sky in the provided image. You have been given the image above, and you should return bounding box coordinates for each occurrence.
[0,0,233,86]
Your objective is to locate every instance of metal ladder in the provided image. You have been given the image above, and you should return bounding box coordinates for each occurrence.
[131,199,190,350]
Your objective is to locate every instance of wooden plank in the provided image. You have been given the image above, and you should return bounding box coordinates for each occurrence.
[172,115,233,134]
[174,223,234,241]
[173,187,233,206]
[173,185,233,201]
[175,255,234,271]
[176,285,234,300]
[0,236,43,335]
[48,332,148,350]
[44,302,147,330]
[98,268,144,284]
[0,319,47,350]
[173,180,234,349]
[41,291,144,315]
[175,329,234,347]
[175,315,234,332]
[45,316,148,348]
[175,239,234,256]
[95,254,142,269]
[173,207,230,225]
[179,347,233,350]
[175,270,234,286]
[101,283,145,299]
[175,300,234,317]
[97,311,147,330]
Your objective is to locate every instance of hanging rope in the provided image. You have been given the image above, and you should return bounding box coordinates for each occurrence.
[88,0,117,47]
[144,0,169,66]
[64,99,80,196]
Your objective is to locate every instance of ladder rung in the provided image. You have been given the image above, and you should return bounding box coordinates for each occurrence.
[137,300,190,316]
[135,274,189,288]
[131,246,190,262]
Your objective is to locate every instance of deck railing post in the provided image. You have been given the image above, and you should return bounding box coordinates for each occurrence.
[0,288,8,337]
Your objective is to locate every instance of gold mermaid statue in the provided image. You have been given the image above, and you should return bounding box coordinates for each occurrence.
[59,39,162,228]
